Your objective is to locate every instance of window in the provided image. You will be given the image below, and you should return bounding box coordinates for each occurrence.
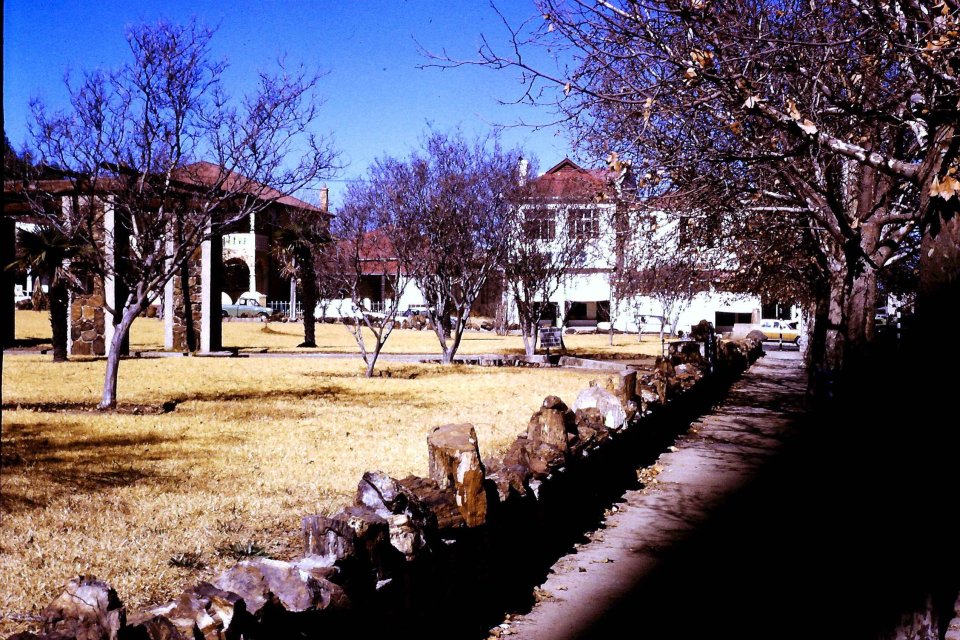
[568,208,600,239]
[524,208,556,241]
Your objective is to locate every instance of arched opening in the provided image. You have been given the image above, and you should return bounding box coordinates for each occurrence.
[223,258,251,303]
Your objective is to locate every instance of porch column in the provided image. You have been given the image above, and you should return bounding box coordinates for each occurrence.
[164,236,174,350]
[103,198,116,352]
[199,222,223,353]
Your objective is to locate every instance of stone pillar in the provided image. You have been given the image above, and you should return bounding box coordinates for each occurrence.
[69,288,106,356]
[68,197,109,356]
[164,270,174,350]
[172,249,201,352]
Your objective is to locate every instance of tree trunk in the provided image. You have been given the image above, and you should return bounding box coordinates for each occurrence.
[440,341,455,364]
[98,301,143,409]
[806,281,830,372]
[49,282,69,362]
[364,342,385,378]
[299,261,317,348]
[814,262,848,376]
[522,320,537,356]
[842,265,878,369]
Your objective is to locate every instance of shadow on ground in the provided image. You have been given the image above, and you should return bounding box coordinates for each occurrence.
[548,352,960,639]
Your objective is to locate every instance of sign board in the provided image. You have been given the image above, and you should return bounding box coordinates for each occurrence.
[539,326,563,350]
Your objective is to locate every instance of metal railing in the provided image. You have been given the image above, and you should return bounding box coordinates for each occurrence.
[268,300,304,318]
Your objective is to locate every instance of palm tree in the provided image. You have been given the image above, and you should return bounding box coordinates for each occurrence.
[8,226,85,361]
[272,212,328,348]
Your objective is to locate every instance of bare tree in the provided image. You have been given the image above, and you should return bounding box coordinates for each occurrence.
[367,132,522,364]
[440,0,960,373]
[24,19,338,408]
[330,181,411,377]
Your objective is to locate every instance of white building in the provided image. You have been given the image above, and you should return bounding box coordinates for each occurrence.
[515,158,763,335]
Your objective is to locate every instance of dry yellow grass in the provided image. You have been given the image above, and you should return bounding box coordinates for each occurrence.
[13,310,663,358]
[0,354,599,635]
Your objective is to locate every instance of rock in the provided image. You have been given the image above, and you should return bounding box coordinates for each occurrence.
[717,339,750,372]
[355,471,428,559]
[676,341,706,367]
[427,424,488,527]
[488,438,534,500]
[572,407,610,455]
[524,441,566,476]
[396,475,463,530]
[128,615,188,640]
[213,558,346,616]
[356,471,407,515]
[41,575,125,640]
[592,370,637,412]
[141,583,241,640]
[302,507,389,565]
[571,387,627,431]
[652,357,682,403]
[527,396,574,452]
[637,384,659,406]
[690,319,714,342]
[72,340,92,356]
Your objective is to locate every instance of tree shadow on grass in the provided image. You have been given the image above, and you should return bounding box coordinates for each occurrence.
[0,424,183,514]
[166,383,359,406]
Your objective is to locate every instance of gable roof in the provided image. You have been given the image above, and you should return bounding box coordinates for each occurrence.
[173,161,327,213]
[527,158,619,201]
[4,161,328,215]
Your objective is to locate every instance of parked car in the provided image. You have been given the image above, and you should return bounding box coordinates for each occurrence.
[402,304,432,317]
[759,319,801,343]
[222,296,273,319]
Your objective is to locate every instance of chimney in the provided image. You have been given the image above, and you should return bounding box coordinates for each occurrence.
[518,157,529,185]
[319,185,329,212]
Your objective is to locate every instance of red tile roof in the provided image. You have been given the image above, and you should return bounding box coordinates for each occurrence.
[527,158,619,201]
[336,228,401,275]
[173,162,327,213]
[4,162,328,214]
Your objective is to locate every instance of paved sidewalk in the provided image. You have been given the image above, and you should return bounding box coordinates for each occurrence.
[507,350,808,639]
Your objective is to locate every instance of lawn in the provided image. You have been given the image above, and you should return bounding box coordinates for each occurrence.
[12,310,664,358]
[0,353,600,636]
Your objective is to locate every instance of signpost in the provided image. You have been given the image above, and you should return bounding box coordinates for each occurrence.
[539,326,564,356]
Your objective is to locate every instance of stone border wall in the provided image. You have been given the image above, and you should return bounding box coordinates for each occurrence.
[9,333,765,640]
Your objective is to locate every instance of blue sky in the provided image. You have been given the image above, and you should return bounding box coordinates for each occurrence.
[4,1,581,206]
